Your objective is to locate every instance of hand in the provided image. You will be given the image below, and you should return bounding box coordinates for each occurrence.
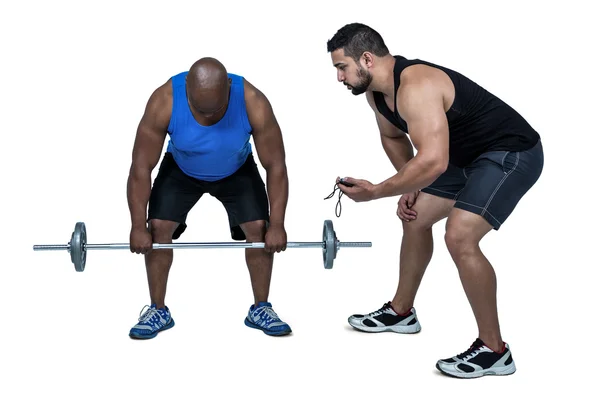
[397,191,419,222]
[336,176,377,202]
[264,224,287,253]
[130,227,153,254]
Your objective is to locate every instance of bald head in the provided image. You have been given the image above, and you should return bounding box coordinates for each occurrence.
[186,57,231,115]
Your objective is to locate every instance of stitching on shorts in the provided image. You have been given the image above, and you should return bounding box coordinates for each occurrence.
[462,167,468,180]
[501,151,509,168]
[455,200,502,225]
[481,152,520,217]
[423,187,458,197]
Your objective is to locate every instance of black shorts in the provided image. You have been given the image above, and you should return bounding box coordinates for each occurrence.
[421,139,544,230]
[148,152,270,240]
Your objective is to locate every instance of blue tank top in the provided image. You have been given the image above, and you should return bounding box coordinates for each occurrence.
[166,71,253,181]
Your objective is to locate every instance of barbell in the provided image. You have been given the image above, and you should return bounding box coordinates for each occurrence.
[32,220,372,272]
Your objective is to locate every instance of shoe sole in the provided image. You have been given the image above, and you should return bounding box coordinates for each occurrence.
[244,317,292,336]
[129,318,175,340]
[435,362,516,379]
[348,319,421,334]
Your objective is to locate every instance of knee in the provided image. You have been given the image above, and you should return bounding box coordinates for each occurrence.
[149,219,178,242]
[402,217,434,233]
[241,220,267,241]
[444,225,478,259]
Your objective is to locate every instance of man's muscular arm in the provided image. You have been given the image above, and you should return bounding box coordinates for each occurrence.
[127,81,171,230]
[372,74,449,199]
[244,79,288,227]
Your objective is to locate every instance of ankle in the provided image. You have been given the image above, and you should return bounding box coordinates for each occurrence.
[480,336,505,353]
[390,301,413,316]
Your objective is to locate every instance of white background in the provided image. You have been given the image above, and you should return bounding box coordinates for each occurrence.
[1,0,598,398]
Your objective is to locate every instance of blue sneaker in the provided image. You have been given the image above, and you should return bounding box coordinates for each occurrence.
[244,301,292,336]
[129,304,175,339]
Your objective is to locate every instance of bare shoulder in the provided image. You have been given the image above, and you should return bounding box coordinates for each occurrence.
[148,79,173,114]
[397,64,454,112]
[242,78,275,128]
[132,78,174,165]
[243,78,270,108]
[400,63,452,85]
[141,78,173,128]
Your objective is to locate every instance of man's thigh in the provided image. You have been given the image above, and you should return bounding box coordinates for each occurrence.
[147,152,206,239]
[208,153,270,240]
[408,164,465,226]
[455,139,544,230]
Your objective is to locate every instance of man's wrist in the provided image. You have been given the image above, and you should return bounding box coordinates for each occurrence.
[371,182,387,200]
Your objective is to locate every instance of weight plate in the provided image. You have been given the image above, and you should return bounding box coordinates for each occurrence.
[323,220,335,269]
[70,222,87,272]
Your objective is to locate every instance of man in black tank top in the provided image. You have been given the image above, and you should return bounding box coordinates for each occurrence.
[326,23,544,379]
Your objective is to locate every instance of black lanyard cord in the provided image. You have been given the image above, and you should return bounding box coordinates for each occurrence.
[324,183,345,217]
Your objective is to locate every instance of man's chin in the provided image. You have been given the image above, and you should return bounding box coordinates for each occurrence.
[343,84,367,95]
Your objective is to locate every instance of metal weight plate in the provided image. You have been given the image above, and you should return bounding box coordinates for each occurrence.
[323,220,336,269]
[69,222,87,272]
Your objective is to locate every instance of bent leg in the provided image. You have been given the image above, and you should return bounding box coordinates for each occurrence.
[347,162,469,333]
[239,219,272,305]
[347,191,456,333]
[444,209,503,350]
[444,141,544,351]
[209,154,272,305]
[391,192,456,313]
[145,219,179,309]
[145,153,206,308]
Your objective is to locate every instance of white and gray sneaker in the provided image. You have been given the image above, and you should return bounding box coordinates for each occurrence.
[348,301,421,333]
[436,338,516,378]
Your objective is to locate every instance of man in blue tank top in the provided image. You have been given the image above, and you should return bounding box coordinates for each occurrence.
[326,23,544,378]
[126,57,292,338]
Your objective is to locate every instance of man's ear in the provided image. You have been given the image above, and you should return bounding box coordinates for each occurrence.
[362,52,375,68]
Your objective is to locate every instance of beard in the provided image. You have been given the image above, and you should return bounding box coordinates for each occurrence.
[348,66,372,95]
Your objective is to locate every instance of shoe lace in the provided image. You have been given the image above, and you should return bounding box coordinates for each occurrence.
[324,183,345,217]
[138,305,159,323]
[256,306,280,322]
[367,302,393,317]
[456,340,484,360]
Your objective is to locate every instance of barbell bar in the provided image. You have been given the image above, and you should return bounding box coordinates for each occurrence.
[32,220,372,272]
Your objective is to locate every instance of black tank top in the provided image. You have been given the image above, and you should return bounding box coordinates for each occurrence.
[373,56,540,167]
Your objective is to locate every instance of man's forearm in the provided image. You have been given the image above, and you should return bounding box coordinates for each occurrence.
[373,156,446,199]
[127,168,152,229]
[265,164,288,226]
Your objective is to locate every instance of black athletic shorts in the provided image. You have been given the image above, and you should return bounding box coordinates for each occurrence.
[421,139,544,230]
[148,152,270,240]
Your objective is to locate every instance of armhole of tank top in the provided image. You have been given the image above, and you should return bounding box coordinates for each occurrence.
[372,92,381,113]
[373,92,393,121]
[167,78,177,134]
[238,78,252,133]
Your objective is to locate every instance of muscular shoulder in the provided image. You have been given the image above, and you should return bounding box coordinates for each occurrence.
[243,78,274,128]
[151,79,173,111]
[397,64,454,112]
[243,78,269,108]
[141,78,173,129]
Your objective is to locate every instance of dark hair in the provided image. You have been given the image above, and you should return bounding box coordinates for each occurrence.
[326,23,389,60]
